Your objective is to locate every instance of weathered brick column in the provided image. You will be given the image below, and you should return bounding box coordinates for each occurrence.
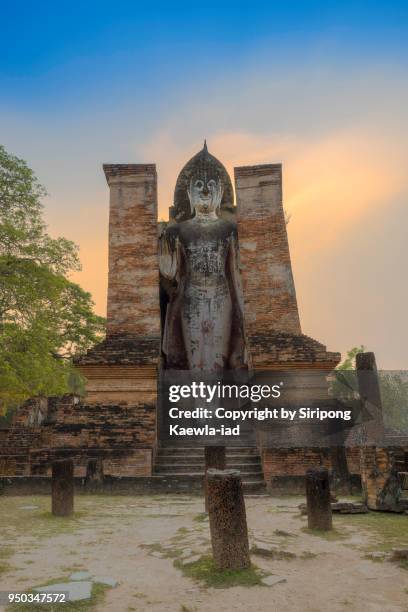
[75,164,161,477]
[104,164,160,338]
[356,352,384,445]
[234,163,340,481]
[234,164,301,351]
[85,458,104,489]
[52,459,74,516]
[356,352,398,510]
[305,467,332,530]
[204,446,226,512]
[207,468,250,570]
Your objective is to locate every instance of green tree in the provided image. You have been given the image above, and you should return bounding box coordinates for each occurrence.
[331,346,408,433]
[379,372,408,433]
[0,144,105,414]
[330,346,365,401]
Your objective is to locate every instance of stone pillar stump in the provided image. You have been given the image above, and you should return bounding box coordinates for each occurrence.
[356,351,384,445]
[85,459,104,489]
[52,459,74,517]
[305,467,332,530]
[207,468,250,570]
[204,446,226,512]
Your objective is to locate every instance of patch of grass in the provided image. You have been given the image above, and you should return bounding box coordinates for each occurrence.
[38,511,87,521]
[0,546,13,559]
[337,494,363,502]
[336,512,408,553]
[175,555,264,588]
[60,565,84,572]
[0,546,14,575]
[177,527,189,535]
[1,500,86,541]
[163,548,184,559]
[302,527,347,540]
[143,513,183,518]
[250,545,296,560]
[6,582,110,612]
[140,542,163,553]
[266,507,281,514]
[140,542,184,559]
[0,561,12,575]
[300,551,318,559]
[274,529,297,538]
[363,552,386,563]
[398,558,408,571]
[193,513,208,523]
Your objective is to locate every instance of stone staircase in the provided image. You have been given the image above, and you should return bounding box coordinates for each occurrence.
[154,446,266,494]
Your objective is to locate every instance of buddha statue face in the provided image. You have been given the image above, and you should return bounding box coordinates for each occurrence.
[188,173,223,217]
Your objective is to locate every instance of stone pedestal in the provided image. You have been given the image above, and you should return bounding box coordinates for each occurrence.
[207,469,250,570]
[52,459,74,517]
[305,467,332,530]
[204,446,226,512]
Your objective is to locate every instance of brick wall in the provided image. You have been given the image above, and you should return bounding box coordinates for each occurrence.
[104,164,160,339]
[235,164,301,344]
[262,447,361,480]
[0,396,156,477]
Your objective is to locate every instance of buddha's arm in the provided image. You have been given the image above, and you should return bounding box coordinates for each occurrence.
[227,232,249,368]
[227,233,245,317]
[159,229,179,281]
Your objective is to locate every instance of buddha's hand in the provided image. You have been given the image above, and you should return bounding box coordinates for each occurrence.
[159,230,179,280]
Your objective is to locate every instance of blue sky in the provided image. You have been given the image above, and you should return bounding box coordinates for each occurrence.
[1,1,408,368]
[1,1,407,112]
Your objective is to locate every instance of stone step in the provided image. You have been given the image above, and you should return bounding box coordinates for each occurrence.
[157,447,260,457]
[243,481,267,494]
[153,469,265,480]
[155,464,263,475]
[162,440,257,447]
[146,474,266,494]
[154,445,266,491]
[155,455,261,465]
[155,457,262,465]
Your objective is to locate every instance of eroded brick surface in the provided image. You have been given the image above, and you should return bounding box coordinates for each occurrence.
[104,164,160,339]
[0,396,154,477]
[235,165,300,342]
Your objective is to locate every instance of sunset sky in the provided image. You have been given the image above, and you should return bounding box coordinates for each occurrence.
[1,1,407,368]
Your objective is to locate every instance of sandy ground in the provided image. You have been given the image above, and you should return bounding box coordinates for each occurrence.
[1,493,408,612]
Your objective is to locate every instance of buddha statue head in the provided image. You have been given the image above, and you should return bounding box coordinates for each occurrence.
[172,141,234,222]
[187,162,223,217]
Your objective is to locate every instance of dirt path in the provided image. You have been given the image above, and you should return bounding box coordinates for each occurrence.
[1,494,407,612]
